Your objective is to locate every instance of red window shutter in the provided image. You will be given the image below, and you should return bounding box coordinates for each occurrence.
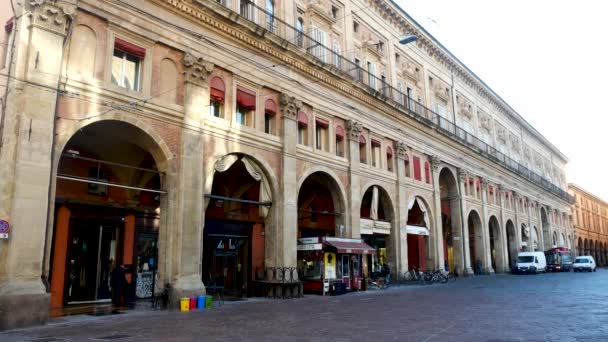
[413,156,421,181]
[297,111,308,127]
[210,77,225,103]
[424,162,430,184]
[264,99,277,115]
[236,87,256,110]
[335,125,345,140]
[114,38,146,58]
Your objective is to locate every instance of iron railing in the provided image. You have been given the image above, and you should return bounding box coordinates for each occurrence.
[205,0,574,203]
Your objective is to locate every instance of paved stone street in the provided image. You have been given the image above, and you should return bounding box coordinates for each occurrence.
[3,271,608,342]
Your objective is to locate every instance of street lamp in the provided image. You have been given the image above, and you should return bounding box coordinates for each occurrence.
[399,34,418,45]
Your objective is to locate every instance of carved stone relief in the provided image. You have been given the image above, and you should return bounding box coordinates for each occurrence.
[183,52,214,87]
[27,0,77,35]
[478,110,491,132]
[458,96,473,120]
[279,93,303,120]
[396,142,408,158]
[496,123,507,144]
[346,120,363,140]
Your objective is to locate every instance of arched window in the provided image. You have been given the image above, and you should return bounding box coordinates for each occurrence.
[424,161,431,184]
[265,0,276,32]
[264,99,277,135]
[209,76,225,118]
[359,135,367,164]
[297,111,308,145]
[296,18,304,47]
[335,125,345,157]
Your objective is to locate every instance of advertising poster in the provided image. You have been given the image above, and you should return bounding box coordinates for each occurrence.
[325,252,336,279]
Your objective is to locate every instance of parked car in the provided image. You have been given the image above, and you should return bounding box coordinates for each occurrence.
[514,251,546,274]
[573,256,596,272]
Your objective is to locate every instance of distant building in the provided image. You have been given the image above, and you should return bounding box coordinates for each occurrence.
[569,184,608,263]
[0,0,574,329]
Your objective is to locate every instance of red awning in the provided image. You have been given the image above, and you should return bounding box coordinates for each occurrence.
[371,139,381,147]
[335,125,345,139]
[297,111,308,127]
[114,38,146,58]
[359,134,366,145]
[324,240,376,255]
[237,87,256,109]
[210,77,225,102]
[265,99,277,115]
[387,146,393,157]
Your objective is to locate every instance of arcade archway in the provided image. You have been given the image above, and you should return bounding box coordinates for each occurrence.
[203,154,273,297]
[467,210,484,274]
[506,220,517,268]
[541,207,550,250]
[50,120,169,310]
[360,185,395,277]
[488,216,505,272]
[438,168,462,273]
[521,223,530,251]
[406,197,431,271]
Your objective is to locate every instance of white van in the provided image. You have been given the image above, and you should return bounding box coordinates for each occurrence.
[515,251,546,274]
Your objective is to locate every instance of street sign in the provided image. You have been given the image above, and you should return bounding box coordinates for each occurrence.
[0,220,9,239]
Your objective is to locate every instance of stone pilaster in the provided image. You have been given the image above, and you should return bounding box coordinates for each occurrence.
[480,178,495,274]
[170,53,213,303]
[395,142,409,274]
[346,120,362,239]
[276,93,301,271]
[0,1,76,330]
[430,156,444,270]
[457,169,474,275]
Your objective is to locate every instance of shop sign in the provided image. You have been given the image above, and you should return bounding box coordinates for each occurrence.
[406,225,429,236]
[0,220,9,239]
[297,243,322,251]
[216,239,236,250]
[298,237,319,244]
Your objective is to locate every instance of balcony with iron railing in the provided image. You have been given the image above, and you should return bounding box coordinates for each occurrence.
[205,0,574,203]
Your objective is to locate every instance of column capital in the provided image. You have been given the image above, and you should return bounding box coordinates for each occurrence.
[430,155,441,171]
[279,93,302,120]
[183,53,214,87]
[396,142,408,159]
[346,120,363,141]
[27,0,77,35]
[480,177,489,190]
[457,169,468,182]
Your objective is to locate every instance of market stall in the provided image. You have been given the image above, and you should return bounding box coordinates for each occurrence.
[297,237,376,294]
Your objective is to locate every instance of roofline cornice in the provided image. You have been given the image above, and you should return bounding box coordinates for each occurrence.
[568,183,608,206]
[372,0,568,162]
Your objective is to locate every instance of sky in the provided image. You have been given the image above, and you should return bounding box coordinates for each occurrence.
[394,0,608,202]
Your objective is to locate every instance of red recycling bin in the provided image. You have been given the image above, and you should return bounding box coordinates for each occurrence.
[189,297,196,311]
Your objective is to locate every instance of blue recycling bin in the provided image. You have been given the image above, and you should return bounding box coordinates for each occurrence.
[197,295,206,310]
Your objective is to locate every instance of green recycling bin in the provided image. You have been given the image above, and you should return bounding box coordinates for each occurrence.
[205,295,213,309]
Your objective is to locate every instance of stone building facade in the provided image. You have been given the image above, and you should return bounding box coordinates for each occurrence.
[0,0,574,329]
[569,184,608,264]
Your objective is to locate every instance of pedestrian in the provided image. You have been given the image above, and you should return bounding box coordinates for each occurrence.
[111,263,127,307]
[383,263,391,286]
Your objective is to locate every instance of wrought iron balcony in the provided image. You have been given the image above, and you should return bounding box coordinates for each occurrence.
[202,0,575,204]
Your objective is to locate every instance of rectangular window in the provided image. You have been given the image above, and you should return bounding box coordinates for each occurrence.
[210,101,222,118]
[359,143,367,164]
[332,41,341,68]
[298,125,307,145]
[240,0,256,21]
[336,138,344,157]
[310,26,326,62]
[413,156,421,181]
[236,87,256,127]
[111,39,144,91]
[315,119,329,151]
[424,162,431,184]
[355,58,363,82]
[404,158,411,178]
[371,140,381,168]
[367,61,376,89]
[387,152,393,172]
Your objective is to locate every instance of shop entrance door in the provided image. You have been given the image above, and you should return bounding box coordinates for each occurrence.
[341,255,350,289]
[67,223,118,304]
[205,235,249,297]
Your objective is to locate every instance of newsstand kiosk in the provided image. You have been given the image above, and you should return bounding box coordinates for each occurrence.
[297,237,376,295]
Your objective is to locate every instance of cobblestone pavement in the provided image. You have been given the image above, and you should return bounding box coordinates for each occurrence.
[3,270,608,342]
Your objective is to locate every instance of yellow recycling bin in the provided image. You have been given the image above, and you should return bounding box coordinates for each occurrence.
[180,297,190,311]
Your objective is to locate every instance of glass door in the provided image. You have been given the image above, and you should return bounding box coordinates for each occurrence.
[341,255,350,289]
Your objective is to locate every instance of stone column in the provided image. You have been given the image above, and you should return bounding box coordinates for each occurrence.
[170,53,213,303]
[430,156,445,271]
[497,184,511,271]
[0,1,76,330]
[274,93,301,272]
[457,170,474,275]
[395,142,409,274]
[346,120,362,239]
[480,178,495,274]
